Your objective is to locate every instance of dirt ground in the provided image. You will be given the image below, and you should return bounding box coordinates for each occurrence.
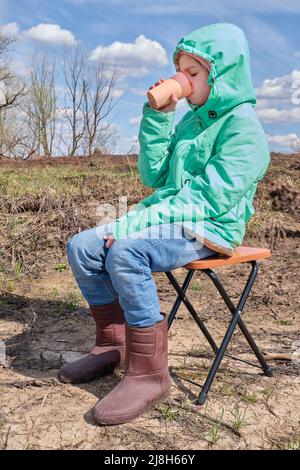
[0,153,299,450]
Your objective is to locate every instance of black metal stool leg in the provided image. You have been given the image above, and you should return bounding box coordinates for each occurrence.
[166,269,195,328]
[202,261,273,378]
[165,270,218,353]
[197,260,263,405]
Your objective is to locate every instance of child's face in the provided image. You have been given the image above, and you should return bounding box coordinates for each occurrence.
[178,54,211,107]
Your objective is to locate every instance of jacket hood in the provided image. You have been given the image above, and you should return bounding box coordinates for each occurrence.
[173,23,256,127]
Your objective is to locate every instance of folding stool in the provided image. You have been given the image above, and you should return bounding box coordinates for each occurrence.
[165,246,273,405]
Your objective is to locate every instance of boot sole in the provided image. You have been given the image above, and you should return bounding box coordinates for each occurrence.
[93,391,171,426]
[57,364,116,384]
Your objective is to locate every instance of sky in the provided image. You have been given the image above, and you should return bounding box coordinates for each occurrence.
[0,0,299,154]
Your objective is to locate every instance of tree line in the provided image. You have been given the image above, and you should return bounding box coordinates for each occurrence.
[0,33,124,159]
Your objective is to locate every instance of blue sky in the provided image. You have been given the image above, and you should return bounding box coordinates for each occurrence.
[0,0,299,154]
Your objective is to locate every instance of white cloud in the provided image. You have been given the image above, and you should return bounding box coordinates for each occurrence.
[267,133,300,149]
[89,34,168,78]
[256,69,300,101]
[255,98,270,110]
[129,87,148,96]
[10,58,31,77]
[257,107,300,123]
[129,116,142,125]
[102,86,124,99]
[23,23,78,46]
[255,69,300,122]
[256,81,289,99]
[0,22,19,37]
[112,66,150,79]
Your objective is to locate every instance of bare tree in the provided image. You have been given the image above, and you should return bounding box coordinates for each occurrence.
[22,52,57,157]
[0,33,27,158]
[0,107,28,158]
[81,57,122,156]
[61,45,85,155]
[59,48,122,156]
[0,33,25,112]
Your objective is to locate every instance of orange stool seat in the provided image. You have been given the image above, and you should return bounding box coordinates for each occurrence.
[184,246,272,270]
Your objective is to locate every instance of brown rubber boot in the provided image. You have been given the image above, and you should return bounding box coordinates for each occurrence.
[92,313,171,425]
[58,302,126,384]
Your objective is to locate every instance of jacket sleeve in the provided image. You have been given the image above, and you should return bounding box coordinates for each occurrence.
[111,113,270,239]
[137,101,177,188]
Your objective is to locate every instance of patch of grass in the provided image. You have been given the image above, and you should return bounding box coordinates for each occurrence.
[54,263,67,272]
[57,291,81,315]
[0,259,23,286]
[7,216,28,233]
[191,281,203,291]
[277,319,293,326]
[206,409,224,446]
[246,210,284,239]
[0,261,7,274]
[244,392,257,404]
[187,343,208,358]
[175,365,208,383]
[219,382,233,397]
[287,438,300,450]
[2,279,15,293]
[155,403,182,422]
[49,288,59,300]
[262,386,275,399]
[14,260,23,277]
[230,404,248,430]
[0,166,108,197]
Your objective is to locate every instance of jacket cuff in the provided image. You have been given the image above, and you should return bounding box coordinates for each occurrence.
[142,101,175,123]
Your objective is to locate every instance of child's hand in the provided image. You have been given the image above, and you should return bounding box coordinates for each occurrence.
[148,78,178,113]
[103,235,116,248]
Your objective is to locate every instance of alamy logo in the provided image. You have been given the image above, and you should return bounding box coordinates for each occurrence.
[95,196,205,245]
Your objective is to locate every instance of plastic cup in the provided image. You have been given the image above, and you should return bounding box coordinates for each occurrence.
[147,72,192,110]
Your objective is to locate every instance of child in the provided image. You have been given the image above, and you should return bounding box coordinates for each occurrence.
[58,23,270,425]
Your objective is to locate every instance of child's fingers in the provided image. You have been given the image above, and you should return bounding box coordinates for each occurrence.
[103,235,116,248]
[149,78,165,90]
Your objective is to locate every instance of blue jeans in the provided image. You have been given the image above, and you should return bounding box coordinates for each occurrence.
[66,222,217,327]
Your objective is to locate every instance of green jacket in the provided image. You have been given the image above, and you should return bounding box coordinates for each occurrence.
[111,23,270,255]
